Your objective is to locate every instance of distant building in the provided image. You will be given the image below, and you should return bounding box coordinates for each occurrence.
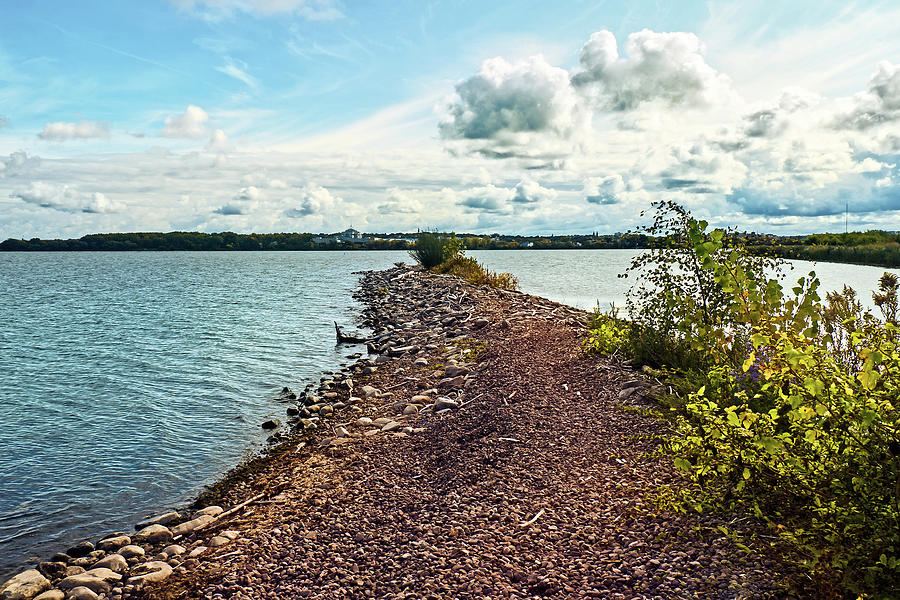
[338,228,362,241]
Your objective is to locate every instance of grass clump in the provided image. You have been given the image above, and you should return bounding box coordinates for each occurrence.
[410,231,518,290]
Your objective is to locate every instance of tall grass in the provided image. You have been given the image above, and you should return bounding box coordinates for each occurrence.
[409,232,456,269]
[409,231,518,290]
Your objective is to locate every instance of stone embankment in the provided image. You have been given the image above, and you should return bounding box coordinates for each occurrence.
[2,264,801,600]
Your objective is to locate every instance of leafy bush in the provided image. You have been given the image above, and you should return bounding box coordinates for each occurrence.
[409,232,462,269]
[589,201,900,596]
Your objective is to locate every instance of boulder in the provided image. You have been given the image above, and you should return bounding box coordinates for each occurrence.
[135,512,180,530]
[117,545,144,560]
[63,588,96,600]
[191,506,223,519]
[260,419,280,430]
[56,575,108,595]
[0,570,51,600]
[32,591,64,600]
[125,562,172,586]
[89,554,126,574]
[133,524,173,545]
[170,514,214,537]
[36,563,67,580]
[64,543,93,559]
[96,535,130,552]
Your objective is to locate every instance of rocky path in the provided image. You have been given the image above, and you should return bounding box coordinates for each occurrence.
[4,265,801,600]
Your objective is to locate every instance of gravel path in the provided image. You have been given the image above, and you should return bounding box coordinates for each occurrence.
[133,266,802,600]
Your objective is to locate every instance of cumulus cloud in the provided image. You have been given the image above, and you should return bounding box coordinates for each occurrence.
[284,183,339,217]
[439,55,590,158]
[161,105,210,138]
[454,184,514,213]
[171,0,342,19]
[377,188,424,214]
[833,61,900,130]
[511,177,557,204]
[0,151,41,178]
[206,129,233,152]
[572,29,734,110]
[38,120,110,141]
[10,182,123,213]
[584,175,625,204]
[214,185,263,215]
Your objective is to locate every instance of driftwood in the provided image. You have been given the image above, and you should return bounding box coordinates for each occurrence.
[334,322,368,344]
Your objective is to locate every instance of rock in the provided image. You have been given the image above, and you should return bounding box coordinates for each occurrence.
[0,569,51,600]
[438,376,466,389]
[162,544,185,558]
[402,404,418,415]
[50,555,70,565]
[89,555,126,574]
[61,569,83,579]
[373,354,391,365]
[433,397,459,411]
[413,357,428,366]
[354,417,373,428]
[334,426,351,438]
[66,559,92,569]
[318,405,333,416]
[125,562,172,585]
[33,591,64,600]
[133,524,173,545]
[81,569,119,584]
[170,514,214,537]
[260,419,280,430]
[63,587,97,600]
[220,530,239,541]
[444,365,469,378]
[96,536,130,552]
[286,406,299,416]
[65,543,94,559]
[191,506,223,519]
[57,575,109,595]
[472,318,489,329]
[361,385,379,398]
[135,512,180,530]
[117,546,144,560]
[36,563,67,580]
[381,421,403,432]
[207,536,230,547]
[187,546,207,558]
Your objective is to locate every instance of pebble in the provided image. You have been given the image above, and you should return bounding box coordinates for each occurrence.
[207,536,231,548]
[402,404,419,415]
[161,544,186,557]
[433,397,459,411]
[354,417,373,428]
[381,421,403,432]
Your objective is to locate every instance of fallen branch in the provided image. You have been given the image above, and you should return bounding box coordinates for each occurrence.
[193,492,266,533]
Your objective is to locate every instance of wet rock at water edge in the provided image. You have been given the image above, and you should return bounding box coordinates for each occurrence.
[0,569,51,600]
[135,511,180,530]
[96,535,130,552]
[133,524,173,545]
[65,542,94,559]
[261,418,280,430]
[191,505,223,519]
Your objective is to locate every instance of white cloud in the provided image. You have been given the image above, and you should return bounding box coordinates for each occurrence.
[171,0,342,20]
[161,105,210,138]
[284,183,338,217]
[377,187,424,214]
[833,61,900,130]
[38,120,110,141]
[10,182,123,213]
[0,151,41,178]
[215,59,258,88]
[439,54,591,158]
[584,175,625,204]
[572,29,735,110]
[512,177,557,204]
[206,129,234,152]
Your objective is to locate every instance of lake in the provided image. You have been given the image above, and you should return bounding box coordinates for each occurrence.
[1,249,896,579]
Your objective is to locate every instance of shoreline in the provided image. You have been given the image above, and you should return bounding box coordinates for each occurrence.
[2,265,802,600]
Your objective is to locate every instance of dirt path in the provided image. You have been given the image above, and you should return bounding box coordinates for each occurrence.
[132,267,799,600]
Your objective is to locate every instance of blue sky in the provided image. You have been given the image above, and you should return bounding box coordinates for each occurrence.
[1,0,898,237]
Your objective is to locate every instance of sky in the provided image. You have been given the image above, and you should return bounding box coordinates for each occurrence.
[0,0,898,238]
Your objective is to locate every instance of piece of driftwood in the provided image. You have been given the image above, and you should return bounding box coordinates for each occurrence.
[334,322,368,344]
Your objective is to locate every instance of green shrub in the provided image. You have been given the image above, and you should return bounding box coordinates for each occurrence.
[433,255,518,290]
[409,232,462,269]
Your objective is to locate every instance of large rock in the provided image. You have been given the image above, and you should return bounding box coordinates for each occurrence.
[63,588,97,600]
[81,569,120,584]
[0,570,51,600]
[96,535,130,552]
[90,554,127,573]
[135,512,180,530]
[35,563,67,580]
[133,524,173,545]
[433,397,459,411]
[56,575,109,595]
[125,562,172,585]
[32,591,64,600]
[117,545,144,559]
[64,543,93,559]
[170,514,214,537]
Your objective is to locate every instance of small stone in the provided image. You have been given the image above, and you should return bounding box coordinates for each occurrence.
[117,546,144,560]
[410,395,430,404]
[57,575,109,594]
[414,358,428,366]
[354,417,373,428]
[187,546,207,558]
[433,397,459,411]
[319,405,334,416]
[0,569,51,600]
[33,591,64,600]
[125,562,172,585]
[381,421,402,432]
[65,543,94,559]
[207,536,230,547]
[438,376,466,389]
[133,524,173,545]
[444,365,469,378]
[402,404,418,415]
[135,512,180,530]
[363,429,379,437]
[64,587,97,600]
[361,385,379,398]
[89,555,126,574]
[191,506,223,519]
[161,544,185,557]
[261,419,280,430]
[334,426,351,438]
[96,536,130,552]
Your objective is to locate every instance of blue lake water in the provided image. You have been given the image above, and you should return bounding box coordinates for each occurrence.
[1,249,897,579]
